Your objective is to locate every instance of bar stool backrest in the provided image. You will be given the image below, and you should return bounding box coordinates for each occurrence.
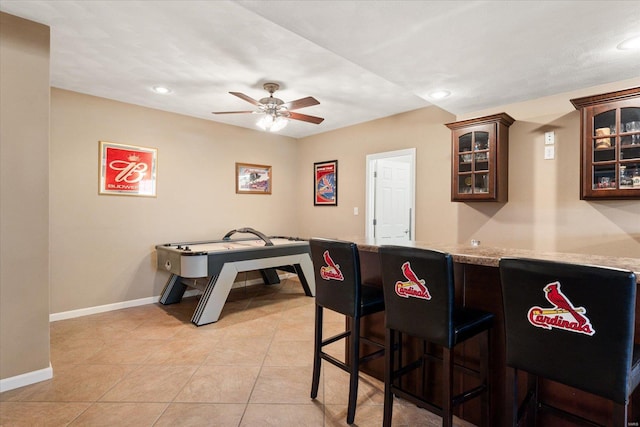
[310,238,361,317]
[499,257,637,404]
[379,246,455,348]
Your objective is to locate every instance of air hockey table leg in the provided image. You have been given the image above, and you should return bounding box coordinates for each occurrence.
[159,274,187,305]
[259,268,281,285]
[191,263,237,326]
[294,263,313,296]
[294,253,315,296]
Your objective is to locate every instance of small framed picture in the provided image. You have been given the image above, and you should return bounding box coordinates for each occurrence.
[236,163,272,194]
[99,141,157,197]
[314,160,338,206]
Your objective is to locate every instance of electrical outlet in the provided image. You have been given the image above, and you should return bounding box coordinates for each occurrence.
[544,145,555,160]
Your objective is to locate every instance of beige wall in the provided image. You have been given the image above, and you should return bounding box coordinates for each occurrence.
[49,77,640,318]
[297,78,640,257]
[0,13,51,381]
[50,89,299,313]
[454,78,640,255]
[297,106,458,242]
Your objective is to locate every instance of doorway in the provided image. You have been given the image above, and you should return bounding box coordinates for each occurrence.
[365,148,416,241]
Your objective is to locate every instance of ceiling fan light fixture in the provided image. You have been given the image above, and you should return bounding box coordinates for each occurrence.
[256,114,288,132]
[256,114,273,131]
[270,116,288,132]
[213,82,323,131]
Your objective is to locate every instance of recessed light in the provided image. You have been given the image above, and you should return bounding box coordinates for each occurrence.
[617,35,640,50]
[429,90,451,100]
[152,86,171,94]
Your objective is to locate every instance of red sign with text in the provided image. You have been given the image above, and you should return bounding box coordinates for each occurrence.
[100,142,156,196]
[314,161,337,205]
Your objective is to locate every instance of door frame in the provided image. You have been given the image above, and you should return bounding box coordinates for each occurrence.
[365,148,416,240]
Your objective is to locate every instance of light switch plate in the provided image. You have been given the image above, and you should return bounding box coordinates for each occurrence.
[545,131,555,145]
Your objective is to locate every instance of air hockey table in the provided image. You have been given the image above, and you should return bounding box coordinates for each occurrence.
[155,228,315,326]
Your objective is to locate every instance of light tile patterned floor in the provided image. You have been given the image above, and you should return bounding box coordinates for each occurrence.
[0,278,475,426]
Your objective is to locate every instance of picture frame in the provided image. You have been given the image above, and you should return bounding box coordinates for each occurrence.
[236,162,272,194]
[99,141,157,197]
[314,160,338,206]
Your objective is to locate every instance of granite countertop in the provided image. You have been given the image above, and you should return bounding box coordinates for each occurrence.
[349,238,640,284]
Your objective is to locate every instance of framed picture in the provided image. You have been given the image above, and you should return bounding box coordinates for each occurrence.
[236,162,272,194]
[314,160,338,206]
[99,141,157,197]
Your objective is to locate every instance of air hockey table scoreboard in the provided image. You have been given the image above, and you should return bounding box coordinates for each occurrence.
[155,228,315,326]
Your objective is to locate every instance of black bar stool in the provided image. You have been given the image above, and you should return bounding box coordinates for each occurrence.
[499,258,639,427]
[309,238,385,425]
[379,245,494,427]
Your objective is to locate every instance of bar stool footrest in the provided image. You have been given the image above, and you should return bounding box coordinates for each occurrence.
[536,402,604,427]
[390,386,444,418]
[320,352,350,373]
[321,330,350,347]
[421,351,483,379]
[451,384,487,406]
[359,347,384,365]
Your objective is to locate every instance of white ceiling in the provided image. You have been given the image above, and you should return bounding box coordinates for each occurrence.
[1,0,639,138]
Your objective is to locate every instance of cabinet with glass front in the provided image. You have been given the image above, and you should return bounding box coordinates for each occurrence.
[446,113,514,202]
[571,87,640,199]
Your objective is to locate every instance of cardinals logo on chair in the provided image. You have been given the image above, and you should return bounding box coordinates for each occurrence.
[394,262,431,300]
[319,250,344,281]
[527,281,595,336]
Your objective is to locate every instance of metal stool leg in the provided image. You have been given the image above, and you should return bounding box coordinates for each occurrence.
[527,374,538,427]
[383,328,395,427]
[479,329,491,427]
[506,367,518,427]
[310,305,323,399]
[347,315,360,424]
[442,347,454,427]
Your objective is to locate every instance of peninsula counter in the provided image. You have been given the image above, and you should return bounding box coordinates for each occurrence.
[346,239,640,426]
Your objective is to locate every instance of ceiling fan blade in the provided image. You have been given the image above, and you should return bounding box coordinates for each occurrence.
[212,110,255,115]
[229,92,262,106]
[289,111,324,125]
[282,96,320,111]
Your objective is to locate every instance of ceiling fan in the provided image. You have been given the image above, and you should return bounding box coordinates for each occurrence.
[212,83,324,132]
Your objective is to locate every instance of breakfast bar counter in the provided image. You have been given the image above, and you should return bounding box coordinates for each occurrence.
[344,238,640,426]
[351,238,640,281]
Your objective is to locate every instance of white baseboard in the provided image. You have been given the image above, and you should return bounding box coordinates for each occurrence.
[49,274,292,322]
[49,295,160,322]
[0,364,53,393]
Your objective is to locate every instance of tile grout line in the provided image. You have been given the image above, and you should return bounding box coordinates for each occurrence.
[237,279,296,426]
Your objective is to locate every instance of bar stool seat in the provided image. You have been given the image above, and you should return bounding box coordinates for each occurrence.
[379,245,494,427]
[454,308,496,342]
[360,285,386,313]
[499,257,639,427]
[309,238,385,425]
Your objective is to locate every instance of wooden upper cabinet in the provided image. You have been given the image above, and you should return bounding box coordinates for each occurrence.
[446,113,514,202]
[571,87,640,200]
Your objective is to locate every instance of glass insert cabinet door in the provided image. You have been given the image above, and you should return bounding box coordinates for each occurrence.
[572,87,640,200]
[446,113,514,202]
[457,130,490,195]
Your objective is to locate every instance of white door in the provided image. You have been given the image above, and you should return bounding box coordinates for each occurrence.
[366,148,415,241]
[374,158,411,240]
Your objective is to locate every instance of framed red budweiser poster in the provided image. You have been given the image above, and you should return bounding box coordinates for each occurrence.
[99,141,157,197]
